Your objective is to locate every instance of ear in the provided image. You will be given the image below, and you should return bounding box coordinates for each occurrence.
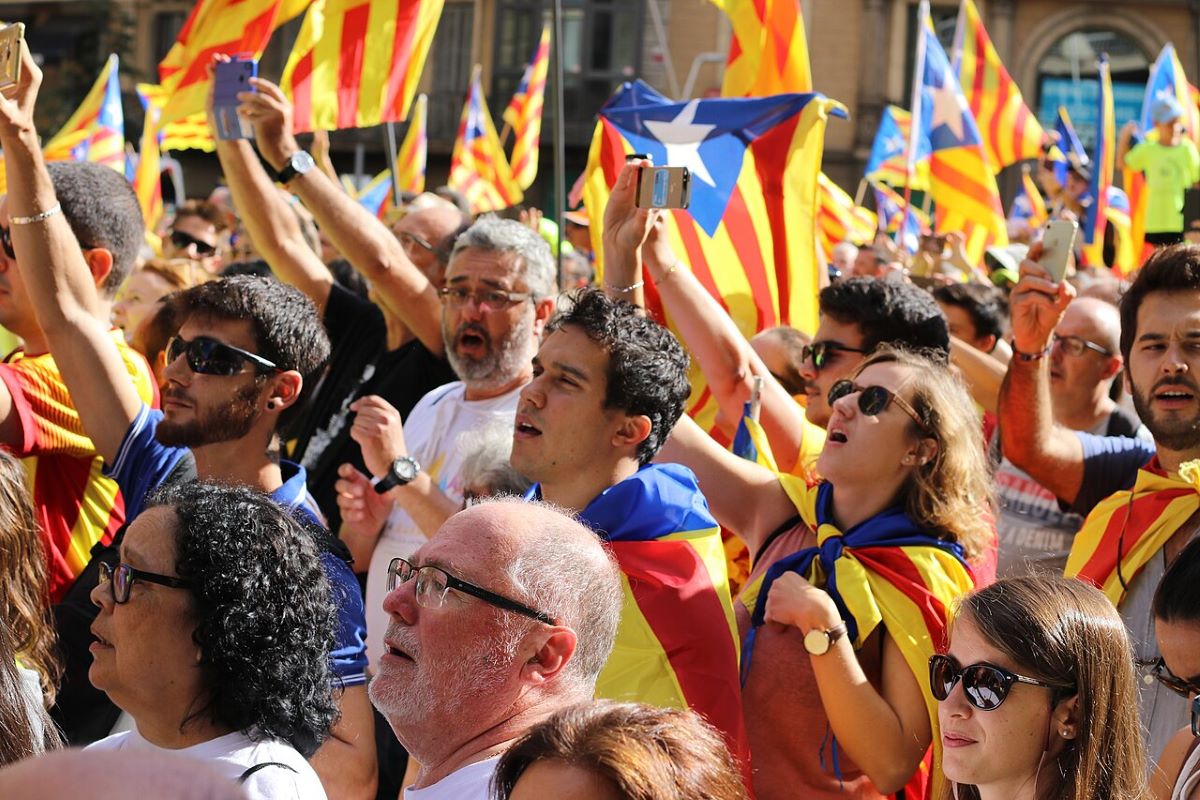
[84,248,115,291]
[905,437,939,467]
[265,370,303,413]
[1122,366,1133,397]
[532,296,556,339]
[979,334,998,355]
[1101,355,1122,381]
[520,626,577,686]
[1051,693,1080,740]
[611,413,652,454]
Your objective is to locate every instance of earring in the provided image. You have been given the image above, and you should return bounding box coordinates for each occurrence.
[902,455,914,465]
[267,400,279,410]
[1060,729,1072,738]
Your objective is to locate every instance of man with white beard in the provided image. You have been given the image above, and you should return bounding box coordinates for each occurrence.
[368,499,622,799]
[335,215,558,671]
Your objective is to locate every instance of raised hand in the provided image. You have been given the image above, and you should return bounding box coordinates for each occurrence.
[237,76,300,171]
[1009,241,1075,354]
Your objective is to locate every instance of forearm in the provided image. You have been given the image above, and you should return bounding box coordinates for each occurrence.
[998,359,1083,503]
[386,472,459,539]
[310,686,378,800]
[950,336,1005,414]
[600,233,646,308]
[339,518,387,570]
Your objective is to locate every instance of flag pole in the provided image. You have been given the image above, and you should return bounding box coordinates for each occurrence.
[901,0,930,247]
[550,0,566,285]
[385,122,402,207]
[853,178,867,207]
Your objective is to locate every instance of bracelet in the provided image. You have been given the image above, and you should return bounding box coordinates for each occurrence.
[10,203,62,226]
[655,262,681,283]
[1013,345,1051,362]
[605,279,644,293]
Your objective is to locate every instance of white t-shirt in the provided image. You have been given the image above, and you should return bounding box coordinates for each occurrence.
[405,756,501,800]
[366,381,523,668]
[88,728,326,800]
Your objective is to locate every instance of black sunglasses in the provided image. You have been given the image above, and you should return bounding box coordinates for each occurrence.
[170,229,218,257]
[1143,656,1200,698]
[0,224,96,261]
[1192,695,1199,737]
[387,557,556,625]
[166,335,278,377]
[827,379,933,436]
[800,340,869,371]
[98,561,192,605]
[929,654,1074,711]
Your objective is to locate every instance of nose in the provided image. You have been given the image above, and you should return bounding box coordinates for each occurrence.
[1162,342,1190,375]
[90,574,114,611]
[942,677,973,718]
[381,573,420,623]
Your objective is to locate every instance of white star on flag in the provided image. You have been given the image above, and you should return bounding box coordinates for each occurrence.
[643,100,718,187]
[929,67,967,141]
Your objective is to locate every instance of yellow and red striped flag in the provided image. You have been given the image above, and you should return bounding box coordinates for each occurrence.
[157,0,310,125]
[711,0,810,97]
[502,23,550,190]
[281,0,444,133]
[133,101,164,230]
[952,0,1046,171]
[865,105,931,191]
[136,84,215,153]
[449,66,523,214]
[43,54,125,172]
[817,172,877,259]
[1082,55,1115,268]
[395,93,427,195]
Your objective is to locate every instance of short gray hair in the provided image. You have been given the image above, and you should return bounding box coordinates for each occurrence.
[458,423,532,501]
[451,215,557,299]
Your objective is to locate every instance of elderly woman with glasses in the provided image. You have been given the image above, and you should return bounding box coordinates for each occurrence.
[934,575,1148,800]
[1150,537,1200,800]
[87,482,338,799]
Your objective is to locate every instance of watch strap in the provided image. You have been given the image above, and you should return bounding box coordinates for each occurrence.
[373,456,420,494]
[275,150,313,184]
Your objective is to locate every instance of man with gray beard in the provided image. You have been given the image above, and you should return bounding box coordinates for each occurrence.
[335,215,557,672]
[369,499,622,799]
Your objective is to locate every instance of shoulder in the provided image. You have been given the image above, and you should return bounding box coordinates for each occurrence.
[86,730,135,751]
[410,381,466,417]
[232,737,327,800]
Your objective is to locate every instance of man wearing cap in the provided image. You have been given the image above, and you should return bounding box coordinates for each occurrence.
[1119,96,1200,246]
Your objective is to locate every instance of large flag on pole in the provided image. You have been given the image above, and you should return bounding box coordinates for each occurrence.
[952,0,1046,171]
[136,83,215,153]
[395,93,428,195]
[711,0,811,97]
[132,100,164,230]
[157,0,310,125]
[865,105,930,190]
[503,23,551,191]
[909,1,1007,266]
[281,0,444,133]
[581,81,845,433]
[43,55,125,172]
[873,180,929,253]
[1082,54,1114,267]
[448,66,524,213]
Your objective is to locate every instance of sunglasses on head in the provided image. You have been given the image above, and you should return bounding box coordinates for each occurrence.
[929,654,1074,711]
[827,378,933,435]
[165,335,278,377]
[170,229,218,257]
[800,340,869,371]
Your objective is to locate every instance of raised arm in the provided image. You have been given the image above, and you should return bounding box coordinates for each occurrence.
[949,334,1006,414]
[239,78,443,355]
[0,43,140,463]
[998,245,1085,505]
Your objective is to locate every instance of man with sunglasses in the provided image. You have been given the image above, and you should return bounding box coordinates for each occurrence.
[162,199,227,275]
[368,499,623,798]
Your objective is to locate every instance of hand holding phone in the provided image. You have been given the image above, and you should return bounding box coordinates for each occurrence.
[1039,219,1078,283]
[0,24,25,91]
[213,58,258,140]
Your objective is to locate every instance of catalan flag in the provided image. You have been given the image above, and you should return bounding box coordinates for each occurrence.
[952,0,1046,171]
[1049,106,1088,186]
[910,2,1007,266]
[818,172,877,260]
[865,105,930,190]
[503,23,550,191]
[356,169,394,219]
[136,83,215,153]
[43,54,125,172]
[581,82,845,433]
[741,477,975,800]
[281,0,443,133]
[1066,458,1200,607]
[449,66,523,213]
[1082,54,1114,268]
[873,180,929,253]
[157,0,310,125]
[536,464,749,777]
[133,101,164,231]
[711,0,810,97]
[396,93,427,194]
[1008,164,1047,232]
[1105,186,1136,275]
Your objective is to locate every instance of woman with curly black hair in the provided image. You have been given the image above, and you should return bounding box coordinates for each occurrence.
[86,481,339,799]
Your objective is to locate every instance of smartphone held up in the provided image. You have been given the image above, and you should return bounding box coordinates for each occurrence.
[1038,219,1078,283]
[213,57,258,141]
[0,23,25,92]
[635,165,691,210]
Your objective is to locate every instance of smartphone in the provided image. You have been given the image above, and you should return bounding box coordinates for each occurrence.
[213,58,257,141]
[1040,219,1078,283]
[0,24,25,91]
[635,166,691,209]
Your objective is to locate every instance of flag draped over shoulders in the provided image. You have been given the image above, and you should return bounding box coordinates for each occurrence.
[741,477,976,800]
[1066,457,1199,607]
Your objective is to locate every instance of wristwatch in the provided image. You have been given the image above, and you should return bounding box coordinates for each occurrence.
[275,150,315,184]
[803,622,848,656]
[373,456,421,494]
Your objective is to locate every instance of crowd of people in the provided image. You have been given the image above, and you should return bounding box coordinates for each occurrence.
[0,33,1199,800]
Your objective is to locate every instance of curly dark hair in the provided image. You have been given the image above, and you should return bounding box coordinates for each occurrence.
[176,277,331,434]
[820,277,950,361]
[46,161,144,297]
[546,288,690,465]
[145,481,339,757]
[1118,243,1200,363]
[931,282,1009,342]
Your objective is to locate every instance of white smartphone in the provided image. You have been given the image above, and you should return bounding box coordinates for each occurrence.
[1040,219,1078,283]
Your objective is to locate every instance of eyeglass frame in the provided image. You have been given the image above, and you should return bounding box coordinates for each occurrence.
[386,557,556,625]
[169,228,219,257]
[827,378,934,437]
[438,285,533,311]
[800,340,869,371]
[98,561,193,604]
[166,335,280,377]
[398,230,436,254]
[1052,333,1112,358]
[929,653,1075,711]
[1141,655,1200,698]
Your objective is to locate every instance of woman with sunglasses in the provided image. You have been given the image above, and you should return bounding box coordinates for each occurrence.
[665,346,990,798]
[934,575,1148,800]
[87,482,339,799]
[1150,537,1200,800]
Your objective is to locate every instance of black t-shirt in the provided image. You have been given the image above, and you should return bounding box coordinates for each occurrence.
[289,284,456,535]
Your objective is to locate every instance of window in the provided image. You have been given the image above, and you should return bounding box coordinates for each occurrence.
[428,3,476,143]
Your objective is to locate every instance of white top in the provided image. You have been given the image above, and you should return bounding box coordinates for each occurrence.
[88,728,326,800]
[17,665,45,751]
[366,381,522,669]
[1173,740,1200,800]
[404,756,501,800]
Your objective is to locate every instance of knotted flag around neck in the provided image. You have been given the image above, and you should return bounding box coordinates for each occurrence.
[1066,457,1200,606]
[741,476,975,799]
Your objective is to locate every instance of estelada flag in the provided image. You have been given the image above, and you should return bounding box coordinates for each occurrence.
[582,81,844,434]
[43,54,125,172]
[281,0,443,133]
[502,23,550,191]
[1082,54,1115,268]
[1008,164,1047,233]
[865,105,930,191]
[396,93,428,195]
[356,169,394,219]
[157,0,310,125]
[449,66,523,213]
[817,172,876,259]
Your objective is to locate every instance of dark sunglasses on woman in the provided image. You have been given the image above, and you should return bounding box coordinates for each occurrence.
[165,335,279,377]
[827,378,933,436]
[929,654,1074,711]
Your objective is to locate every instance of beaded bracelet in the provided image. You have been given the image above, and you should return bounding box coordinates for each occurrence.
[10,203,62,226]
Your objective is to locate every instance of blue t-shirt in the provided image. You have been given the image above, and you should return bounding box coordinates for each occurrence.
[1071,431,1158,515]
[104,404,368,687]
